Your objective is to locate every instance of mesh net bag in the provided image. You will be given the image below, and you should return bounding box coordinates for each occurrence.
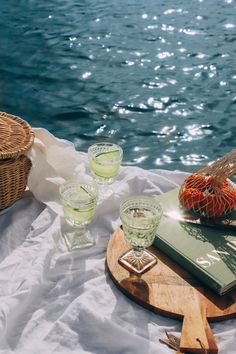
[179,149,236,218]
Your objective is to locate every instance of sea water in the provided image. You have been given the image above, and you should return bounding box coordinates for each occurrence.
[1,0,236,172]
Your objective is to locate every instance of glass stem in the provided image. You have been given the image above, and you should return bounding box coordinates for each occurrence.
[73,225,86,236]
[133,246,144,258]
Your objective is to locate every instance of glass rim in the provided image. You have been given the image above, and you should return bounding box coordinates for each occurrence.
[120,195,163,221]
[59,180,98,204]
[88,142,123,159]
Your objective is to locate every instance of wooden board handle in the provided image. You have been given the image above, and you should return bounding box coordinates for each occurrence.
[106,229,236,353]
[180,311,218,354]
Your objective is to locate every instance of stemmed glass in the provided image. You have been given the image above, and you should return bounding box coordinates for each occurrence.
[119,195,163,274]
[59,179,98,250]
[88,142,123,201]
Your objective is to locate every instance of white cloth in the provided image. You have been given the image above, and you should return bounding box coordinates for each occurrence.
[27,128,86,214]
[0,130,235,354]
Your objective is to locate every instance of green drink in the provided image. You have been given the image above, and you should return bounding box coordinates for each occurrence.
[59,180,98,250]
[119,195,163,274]
[88,143,123,184]
[60,182,97,227]
[121,207,159,249]
[62,198,95,227]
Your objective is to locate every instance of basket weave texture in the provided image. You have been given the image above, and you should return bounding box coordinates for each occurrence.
[0,112,34,210]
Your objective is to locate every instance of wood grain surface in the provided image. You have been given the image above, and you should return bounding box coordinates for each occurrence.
[106,228,236,354]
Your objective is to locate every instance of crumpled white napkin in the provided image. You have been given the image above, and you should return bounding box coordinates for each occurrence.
[27,128,87,214]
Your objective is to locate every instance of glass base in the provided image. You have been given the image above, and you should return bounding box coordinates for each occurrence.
[63,228,95,251]
[118,248,157,275]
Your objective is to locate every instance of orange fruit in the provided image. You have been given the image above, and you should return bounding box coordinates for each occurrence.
[205,175,229,192]
[184,173,207,191]
[201,194,226,218]
[179,188,205,211]
[219,187,236,212]
[202,187,236,218]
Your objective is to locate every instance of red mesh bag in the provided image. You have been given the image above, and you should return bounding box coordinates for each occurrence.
[179,149,236,218]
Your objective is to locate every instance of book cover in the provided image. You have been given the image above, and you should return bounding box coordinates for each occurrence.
[154,189,236,295]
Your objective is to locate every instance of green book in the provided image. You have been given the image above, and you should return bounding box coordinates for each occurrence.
[154,188,236,295]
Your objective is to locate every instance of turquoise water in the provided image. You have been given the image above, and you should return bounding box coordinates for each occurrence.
[0,0,236,172]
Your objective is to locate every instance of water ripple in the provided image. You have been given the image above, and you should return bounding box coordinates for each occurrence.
[0,0,236,171]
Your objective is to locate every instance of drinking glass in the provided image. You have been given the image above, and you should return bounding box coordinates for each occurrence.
[119,195,163,274]
[88,142,123,200]
[59,179,98,250]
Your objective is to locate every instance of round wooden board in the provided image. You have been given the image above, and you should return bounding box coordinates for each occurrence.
[106,228,236,354]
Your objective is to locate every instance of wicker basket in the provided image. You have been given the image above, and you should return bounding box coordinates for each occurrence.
[0,112,34,210]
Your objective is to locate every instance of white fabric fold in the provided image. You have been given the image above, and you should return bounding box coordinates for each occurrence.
[27,128,87,214]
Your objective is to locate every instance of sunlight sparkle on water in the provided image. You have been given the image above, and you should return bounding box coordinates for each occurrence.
[196,53,207,59]
[96,125,106,134]
[163,8,183,15]
[179,28,201,35]
[161,24,175,31]
[147,97,163,109]
[182,67,193,72]
[180,154,208,166]
[82,72,91,79]
[134,156,148,164]
[161,97,170,103]
[157,52,174,59]
[159,126,176,136]
[224,23,235,29]
[155,155,173,166]
[186,124,211,139]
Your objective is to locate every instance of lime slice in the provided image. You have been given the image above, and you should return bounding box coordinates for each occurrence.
[63,204,95,224]
[80,185,94,199]
[96,150,121,162]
